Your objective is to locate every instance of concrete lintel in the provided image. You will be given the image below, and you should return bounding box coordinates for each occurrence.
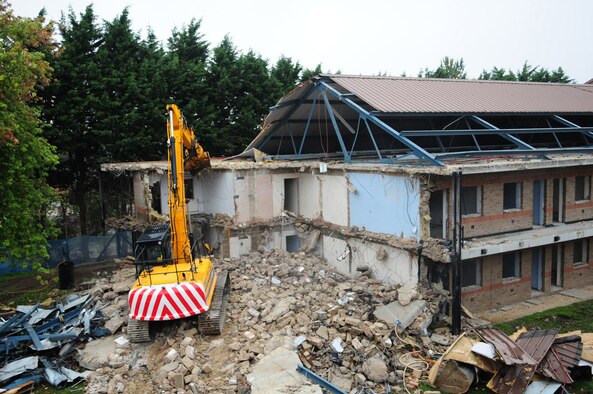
[462,221,593,260]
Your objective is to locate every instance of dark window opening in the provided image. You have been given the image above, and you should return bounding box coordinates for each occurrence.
[461,259,481,288]
[184,178,194,199]
[503,182,521,210]
[575,176,591,201]
[502,252,520,279]
[461,186,481,215]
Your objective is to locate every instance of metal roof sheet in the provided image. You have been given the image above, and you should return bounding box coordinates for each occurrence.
[327,75,593,114]
[476,328,538,365]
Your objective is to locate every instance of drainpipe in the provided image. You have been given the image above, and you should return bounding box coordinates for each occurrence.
[451,171,463,335]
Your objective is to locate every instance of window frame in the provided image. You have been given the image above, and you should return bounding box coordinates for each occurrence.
[573,239,589,266]
[503,182,522,211]
[461,259,482,290]
[461,186,482,217]
[502,251,521,281]
[575,176,591,202]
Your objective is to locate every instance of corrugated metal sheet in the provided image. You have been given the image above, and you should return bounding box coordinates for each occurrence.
[328,75,593,114]
[539,335,582,384]
[476,328,537,365]
[487,329,558,394]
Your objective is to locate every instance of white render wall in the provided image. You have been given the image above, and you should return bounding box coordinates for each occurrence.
[319,174,349,227]
[322,235,417,285]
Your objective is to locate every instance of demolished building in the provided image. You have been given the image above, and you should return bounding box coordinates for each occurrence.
[102,74,593,312]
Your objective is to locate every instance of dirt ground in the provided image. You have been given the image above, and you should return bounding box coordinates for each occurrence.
[0,261,119,307]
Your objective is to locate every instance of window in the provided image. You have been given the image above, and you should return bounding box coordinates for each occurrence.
[503,182,522,210]
[575,176,591,201]
[461,186,481,216]
[184,178,194,199]
[574,239,588,265]
[502,252,521,279]
[461,259,481,288]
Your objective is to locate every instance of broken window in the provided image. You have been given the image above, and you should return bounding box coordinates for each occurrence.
[574,239,588,265]
[575,176,591,201]
[502,252,521,279]
[461,186,481,216]
[461,259,481,288]
[503,182,522,210]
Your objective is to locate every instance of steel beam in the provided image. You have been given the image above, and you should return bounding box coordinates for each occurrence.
[297,94,318,157]
[318,81,443,166]
[470,116,535,150]
[552,115,593,140]
[400,126,593,137]
[322,92,351,162]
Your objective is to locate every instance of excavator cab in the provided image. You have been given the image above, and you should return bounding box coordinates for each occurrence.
[134,223,171,274]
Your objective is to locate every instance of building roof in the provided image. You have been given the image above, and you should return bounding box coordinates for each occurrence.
[247,74,593,167]
[329,75,593,114]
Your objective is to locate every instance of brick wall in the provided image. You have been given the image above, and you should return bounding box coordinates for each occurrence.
[461,252,532,311]
[430,166,593,239]
[461,239,593,312]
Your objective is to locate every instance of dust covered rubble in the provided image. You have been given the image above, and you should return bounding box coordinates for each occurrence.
[82,250,452,393]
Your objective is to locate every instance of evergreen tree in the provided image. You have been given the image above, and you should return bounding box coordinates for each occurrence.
[43,5,103,234]
[419,57,467,79]
[271,56,302,93]
[479,62,573,83]
[301,64,323,81]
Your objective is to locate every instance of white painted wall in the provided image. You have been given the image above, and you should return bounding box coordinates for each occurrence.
[194,171,235,217]
[234,170,274,222]
[320,174,349,227]
[298,174,321,219]
[322,235,417,286]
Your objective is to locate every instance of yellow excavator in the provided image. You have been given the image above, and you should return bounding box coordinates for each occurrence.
[127,104,230,342]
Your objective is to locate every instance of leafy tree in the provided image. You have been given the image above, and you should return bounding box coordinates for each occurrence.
[0,1,58,265]
[43,5,103,234]
[419,57,467,79]
[479,62,573,83]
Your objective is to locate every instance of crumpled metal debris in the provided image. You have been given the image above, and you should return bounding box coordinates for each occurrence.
[0,291,107,390]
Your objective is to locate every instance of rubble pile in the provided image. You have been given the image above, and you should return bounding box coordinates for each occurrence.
[82,250,453,393]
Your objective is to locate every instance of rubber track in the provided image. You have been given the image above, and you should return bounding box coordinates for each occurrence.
[128,317,151,343]
[198,271,230,335]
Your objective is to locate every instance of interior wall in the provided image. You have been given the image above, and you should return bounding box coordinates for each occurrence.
[233,170,274,222]
[194,171,235,217]
[322,235,417,285]
[349,173,420,239]
[320,174,349,226]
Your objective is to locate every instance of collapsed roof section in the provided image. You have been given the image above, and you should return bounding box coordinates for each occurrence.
[247,75,593,166]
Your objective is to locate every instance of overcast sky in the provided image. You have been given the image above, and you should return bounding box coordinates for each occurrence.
[12,0,593,83]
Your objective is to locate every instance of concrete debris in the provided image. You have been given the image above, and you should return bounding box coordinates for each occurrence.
[50,249,455,393]
[374,299,427,332]
[362,356,389,382]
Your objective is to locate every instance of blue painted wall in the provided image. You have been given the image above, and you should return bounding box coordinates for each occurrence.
[348,173,420,239]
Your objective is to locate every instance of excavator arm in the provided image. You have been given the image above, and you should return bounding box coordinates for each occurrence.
[166,104,211,265]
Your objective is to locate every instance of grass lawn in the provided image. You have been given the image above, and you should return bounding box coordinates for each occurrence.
[495,299,593,335]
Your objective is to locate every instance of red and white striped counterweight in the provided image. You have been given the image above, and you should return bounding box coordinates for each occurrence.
[128,282,209,321]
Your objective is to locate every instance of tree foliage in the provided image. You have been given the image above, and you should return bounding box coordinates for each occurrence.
[419,56,467,79]
[0,1,58,264]
[479,61,574,83]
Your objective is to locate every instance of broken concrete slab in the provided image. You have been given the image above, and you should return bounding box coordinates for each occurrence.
[77,337,117,370]
[374,299,426,332]
[246,347,322,394]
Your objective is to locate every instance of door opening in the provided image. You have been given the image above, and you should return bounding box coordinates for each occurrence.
[531,247,544,292]
[533,180,545,226]
[551,244,564,288]
[552,178,565,223]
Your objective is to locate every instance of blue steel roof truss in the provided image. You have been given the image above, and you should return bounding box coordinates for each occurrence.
[257,80,593,166]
